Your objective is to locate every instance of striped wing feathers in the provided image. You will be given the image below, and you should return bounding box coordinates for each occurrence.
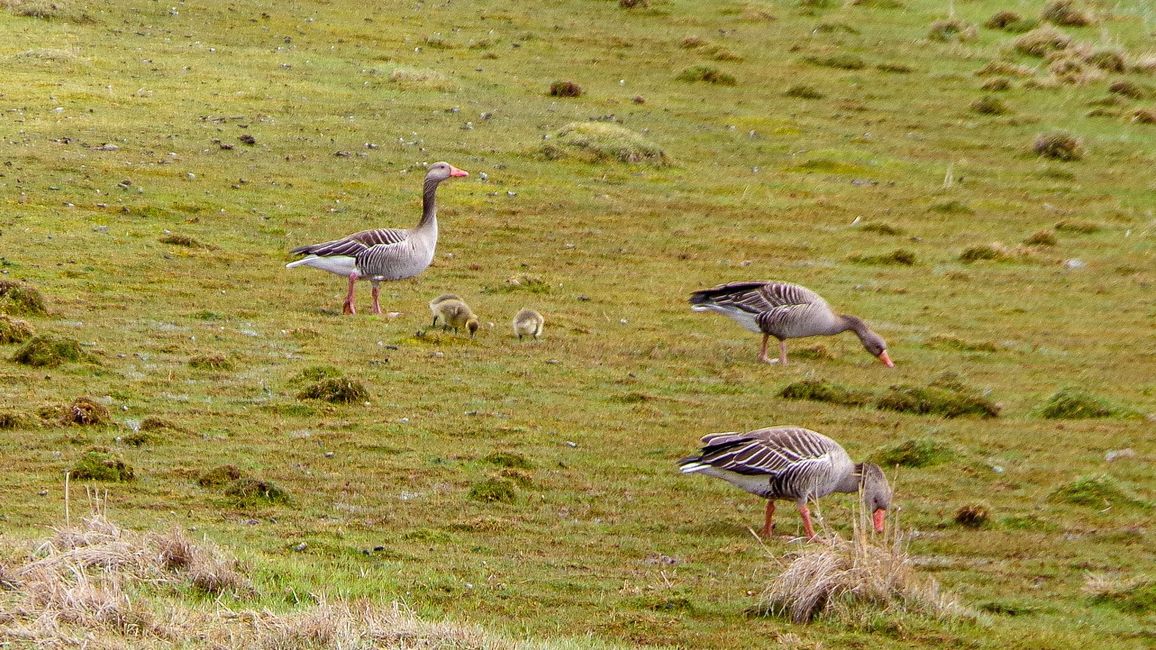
[692,281,825,314]
[696,427,840,476]
[290,227,410,257]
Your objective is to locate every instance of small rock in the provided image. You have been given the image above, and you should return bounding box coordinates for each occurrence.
[431,351,444,358]
[1105,448,1135,462]
[243,518,259,526]
[292,542,308,552]
[334,150,352,157]
[564,441,577,448]
[399,417,410,423]
[1063,258,1085,269]
[479,172,489,181]
[373,545,385,552]
[507,191,517,197]
[97,143,120,151]
[324,451,335,458]
[37,489,48,497]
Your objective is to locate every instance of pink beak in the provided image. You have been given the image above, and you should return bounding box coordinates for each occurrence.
[872,508,886,533]
[878,350,894,368]
[449,165,469,178]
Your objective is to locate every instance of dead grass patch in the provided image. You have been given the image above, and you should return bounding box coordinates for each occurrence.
[1054,219,1100,233]
[0,314,34,343]
[1014,26,1071,57]
[876,375,1000,419]
[547,80,583,97]
[954,504,990,528]
[970,95,1009,115]
[0,279,47,316]
[981,77,1012,91]
[188,353,234,371]
[928,18,976,42]
[1132,108,1156,124]
[1084,574,1156,614]
[296,377,370,403]
[1108,79,1148,99]
[1023,230,1057,246]
[975,61,1035,77]
[1041,1,1095,27]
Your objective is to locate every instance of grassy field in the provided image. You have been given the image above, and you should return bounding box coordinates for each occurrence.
[1,0,1153,647]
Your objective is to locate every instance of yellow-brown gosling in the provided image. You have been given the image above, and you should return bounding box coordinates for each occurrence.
[428,293,462,328]
[512,308,545,340]
[431,298,479,337]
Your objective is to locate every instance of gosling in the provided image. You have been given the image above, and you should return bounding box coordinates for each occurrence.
[512,308,545,340]
[431,298,480,337]
[428,293,462,328]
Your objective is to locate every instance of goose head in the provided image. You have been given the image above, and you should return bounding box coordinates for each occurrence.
[860,330,894,368]
[859,462,893,533]
[466,315,480,338]
[426,161,469,182]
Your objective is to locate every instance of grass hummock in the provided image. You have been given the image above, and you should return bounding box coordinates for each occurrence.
[970,96,1009,115]
[11,334,89,367]
[954,504,991,528]
[1041,1,1095,27]
[468,477,518,503]
[483,451,533,469]
[0,279,47,315]
[542,122,669,165]
[55,397,111,426]
[1048,475,1148,509]
[1037,388,1131,419]
[803,53,866,70]
[547,80,583,97]
[225,478,290,506]
[198,464,247,488]
[71,448,135,482]
[188,354,235,371]
[296,377,370,404]
[928,18,976,42]
[676,64,737,85]
[1023,230,1058,246]
[876,379,1000,419]
[870,438,954,468]
[1014,26,1071,57]
[780,379,873,407]
[847,248,916,265]
[1085,574,1156,614]
[0,314,34,343]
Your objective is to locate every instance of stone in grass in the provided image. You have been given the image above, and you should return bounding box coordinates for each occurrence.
[542,122,669,166]
[188,354,234,371]
[1037,388,1131,419]
[0,315,34,344]
[870,438,954,468]
[1048,475,1148,509]
[780,379,873,408]
[71,448,134,482]
[296,378,369,404]
[483,451,533,469]
[955,503,990,528]
[224,477,289,506]
[675,64,736,85]
[0,280,47,316]
[198,464,246,488]
[11,335,90,367]
[468,477,518,503]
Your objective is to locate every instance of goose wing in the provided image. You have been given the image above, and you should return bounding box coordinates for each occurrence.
[686,426,841,476]
[290,227,410,257]
[689,281,825,315]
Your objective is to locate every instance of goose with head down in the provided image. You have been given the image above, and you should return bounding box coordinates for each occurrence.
[286,162,468,315]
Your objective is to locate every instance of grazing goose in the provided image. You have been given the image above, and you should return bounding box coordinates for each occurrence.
[428,293,462,327]
[679,426,892,540]
[431,298,479,337]
[689,280,894,367]
[512,308,544,340]
[286,162,469,315]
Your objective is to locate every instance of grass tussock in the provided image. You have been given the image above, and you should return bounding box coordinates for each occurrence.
[954,504,990,528]
[1041,1,1095,27]
[757,517,966,624]
[0,279,47,316]
[483,451,532,469]
[780,379,873,407]
[188,353,234,371]
[1108,80,1148,99]
[0,410,37,430]
[542,122,669,165]
[984,11,1036,33]
[929,199,974,214]
[71,448,134,482]
[676,64,737,85]
[224,478,290,506]
[859,222,903,235]
[387,65,454,91]
[1014,26,1071,57]
[1023,230,1058,246]
[0,314,34,343]
[785,84,825,99]
[1054,219,1100,234]
[981,77,1012,91]
[926,334,1000,353]
[1132,108,1156,124]
[928,18,976,42]
[159,233,213,249]
[1084,49,1126,73]
[1084,574,1156,614]
[975,61,1035,77]
[198,464,246,488]
[1034,131,1084,160]
[0,0,91,22]
[970,96,1009,115]
[11,335,90,367]
[877,375,1000,418]
[1048,475,1149,509]
[1037,388,1131,419]
[870,438,954,468]
[468,477,518,503]
[847,248,916,266]
[959,242,1018,263]
[55,397,111,426]
[547,80,583,97]
[803,53,866,70]
[296,377,370,404]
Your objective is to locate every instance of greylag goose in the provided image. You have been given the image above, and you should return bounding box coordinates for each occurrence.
[689,280,894,367]
[286,162,468,315]
[512,308,544,340]
[430,298,479,337]
[428,293,462,327]
[679,426,892,540]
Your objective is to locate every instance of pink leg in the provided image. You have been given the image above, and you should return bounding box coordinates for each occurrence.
[370,283,382,315]
[779,340,789,366]
[758,334,772,364]
[343,272,359,315]
[761,501,776,537]
[799,502,816,541]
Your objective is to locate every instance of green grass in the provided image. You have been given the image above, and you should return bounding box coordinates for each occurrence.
[1,0,1155,647]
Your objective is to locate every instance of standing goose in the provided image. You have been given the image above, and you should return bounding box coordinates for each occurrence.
[689,280,894,367]
[679,426,892,540]
[286,162,469,315]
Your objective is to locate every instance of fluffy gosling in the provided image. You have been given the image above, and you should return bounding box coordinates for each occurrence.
[512,308,545,340]
[431,298,480,337]
[428,293,462,328]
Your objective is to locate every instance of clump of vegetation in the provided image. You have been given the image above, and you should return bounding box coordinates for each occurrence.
[984,11,1026,31]
[780,380,873,407]
[198,464,246,487]
[0,280,47,316]
[468,477,518,503]
[56,397,111,426]
[1054,219,1100,233]
[1014,27,1071,57]
[547,80,583,97]
[0,410,36,430]
[876,62,913,73]
[1084,49,1126,73]
[785,84,824,99]
[11,334,89,367]
[71,448,134,481]
[1108,80,1147,99]
[792,344,834,360]
[1033,132,1083,161]
[757,523,964,623]
[296,377,370,404]
[1048,475,1147,509]
[929,199,974,215]
[224,478,290,506]
[870,438,955,467]
[618,0,649,8]
[188,354,234,371]
[981,77,1012,91]
[159,233,211,248]
[803,53,866,70]
[542,122,669,165]
[928,18,976,42]
[1085,574,1156,614]
[876,378,1000,418]
[387,65,453,90]
[1041,1,1095,27]
[955,503,990,528]
[676,64,737,85]
[1037,388,1130,419]
[1133,109,1156,124]
[140,416,186,433]
[1,0,91,22]
[959,243,1012,263]
[814,21,859,35]
[1048,56,1099,85]
[847,249,916,265]
[926,334,1000,352]
[0,314,34,343]
[291,364,343,384]
[1023,230,1058,246]
[970,95,1009,115]
[975,61,1035,77]
[483,451,532,469]
[860,222,903,235]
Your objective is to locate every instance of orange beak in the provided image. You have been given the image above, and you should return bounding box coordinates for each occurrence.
[449,165,469,178]
[872,508,886,533]
[878,350,894,368]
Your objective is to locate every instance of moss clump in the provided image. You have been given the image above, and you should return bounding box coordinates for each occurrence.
[1041,1,1094,27]
[159,233,211,248]
[1054,219,1100,234]
[188,354,234,371]
[0,315,34,344]
[483,451,533,469]
[876,381,1000,418]
[1024,230,1057,246]
[11,335,89,367]
[1037,388,1130,419]
[1014,27,1071,57]
[291,365,343,384]
[0,280,47,316]
[870,438,954,468]
[542,122,669,165]
[848,249,916,266]
[928,18,976,42]
[803,53,866,70]
[785,84,824,99]
[926,334,1000,353]
[198,464,246,488]
[547,80,583,98]
[676,64,737,85]
[780,380,873,407]
[224,478,289,505]
[296,378,369,404]
[1048,475,1147,509]
[955,503,991,528]
[468,477,518,503]
[71,448,134,482]
[970,96,1009,115]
